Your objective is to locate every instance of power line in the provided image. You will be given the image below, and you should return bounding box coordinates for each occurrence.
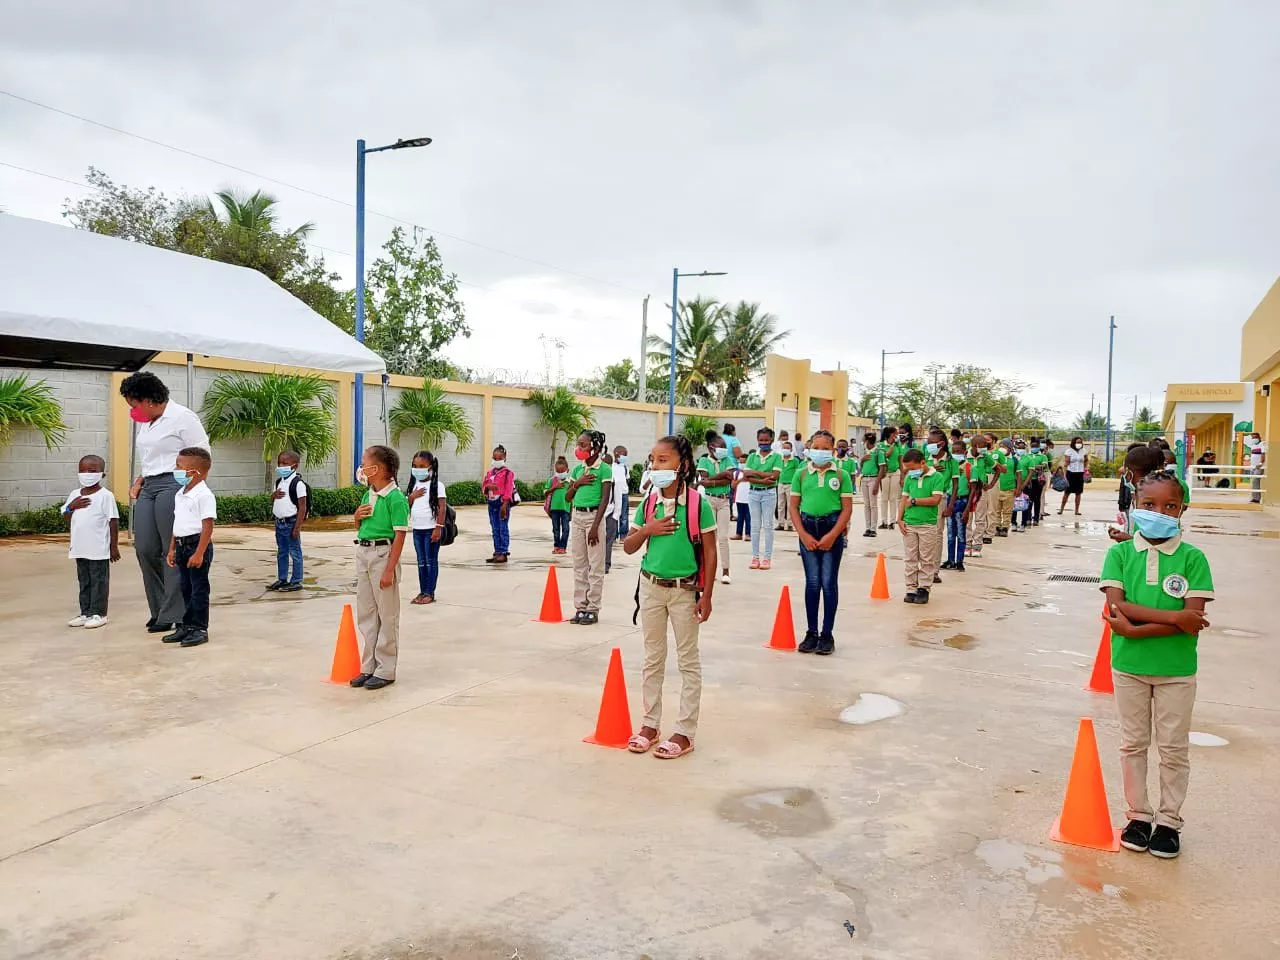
[0,88,649,296]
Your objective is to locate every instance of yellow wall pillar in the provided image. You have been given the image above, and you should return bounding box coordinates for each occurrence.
[336,374,354,485]
[108,373,130,497]
[481,392,494,468]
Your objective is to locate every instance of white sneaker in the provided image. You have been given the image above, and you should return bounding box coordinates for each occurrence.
[83,615,108,629]
[67,615,88,627]
[721,573,731,585]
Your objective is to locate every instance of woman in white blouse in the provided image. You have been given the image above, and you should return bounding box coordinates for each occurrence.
[120,372,211,633]
[1057,435,1090,516]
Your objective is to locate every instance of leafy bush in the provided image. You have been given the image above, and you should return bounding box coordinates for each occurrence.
[216,493,276,524]
[308,485,366,517]
[516,479,546,503]
[8,505,70,535]
[629,463,643,494]
[446,480,484,506]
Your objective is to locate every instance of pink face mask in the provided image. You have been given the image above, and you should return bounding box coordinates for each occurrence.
[128,406,151,424]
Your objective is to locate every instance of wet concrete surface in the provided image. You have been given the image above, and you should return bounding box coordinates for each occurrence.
[1,498,1279,959]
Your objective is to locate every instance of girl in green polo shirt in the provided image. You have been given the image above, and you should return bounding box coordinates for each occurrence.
[787,430,853,655]
[623,434,717,760]
[776,438,800,533]
[878,426,905,530]
[697,431,738,584]
[546,455,571,554]
[897,449,947,604]
[1099,472,1213,860]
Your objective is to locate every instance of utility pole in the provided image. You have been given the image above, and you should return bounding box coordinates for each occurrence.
[638,295,649,402]
[1105,315,1117,460]
[1132,394,1139,442]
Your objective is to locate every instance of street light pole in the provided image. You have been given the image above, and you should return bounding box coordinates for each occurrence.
[880,349,914,430]
[638,294,649,402]
[1104,315,1117,460]
[667,268,726,435]
[352,135,433,479]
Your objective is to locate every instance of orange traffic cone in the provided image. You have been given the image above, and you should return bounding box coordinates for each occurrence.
[1085,621,1114,694]
[1049,717,1120,851]
[869,552,891,600]
[327,603,362,684]
[536,565,564,623]
[583,648,632,748]
[764,585,797,650]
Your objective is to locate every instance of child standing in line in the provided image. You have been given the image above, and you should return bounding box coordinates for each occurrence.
[164,447,217,648]
[62,454,120,629]
[407,450,448,605]
[547,455,571,554]
[566,429,613,625]
[623,434,717,760]
[878,426,904,530]
[897,448,947,605]
[697,432,737,584]
[268,451,308,593]
[993,439,1018,537]
[732,449,751,539]
[1100,472,1213,860]
[744,427,782,569]
[482,445,516,564]
[1110,445,1165,544]
[927,427,952,583]
[857,431,887,537]
[966,436,991,559]
[776,437,799,532]
[350,445,408,689]
[941,440,973,572]
[788,430,853,655]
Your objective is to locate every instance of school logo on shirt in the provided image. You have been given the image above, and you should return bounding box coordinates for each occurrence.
[828,474,840,490]
[1162,573,1189,599]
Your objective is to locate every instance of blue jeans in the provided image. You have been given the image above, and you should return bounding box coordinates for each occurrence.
[275,517,303,584]
[736,503,752,537]
[487,499,510,555]
[412,528,441,597]
[748,487,777,559]
[947,496,969,565]
[550,509,570,550]
[798,513,845,635]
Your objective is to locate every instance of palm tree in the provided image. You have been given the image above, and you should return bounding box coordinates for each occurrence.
[719,301,788,407]
[206,189,314,240]
[0,374,66,449]
[679,414,718,448]
[201,373,337,490]
[646,296,727,401]
[388,379,474,452]
[523,386,595,469]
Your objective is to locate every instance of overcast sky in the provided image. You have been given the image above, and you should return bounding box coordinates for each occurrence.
[3,1,1278,426]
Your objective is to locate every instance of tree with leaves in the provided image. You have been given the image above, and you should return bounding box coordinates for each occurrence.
[0,375,67,450]
[571,358,641,400]
[720,301,787,407]
[388,379,475,452]
[679,414,718,448]
[523,386,594,470]
[204,189,314,240]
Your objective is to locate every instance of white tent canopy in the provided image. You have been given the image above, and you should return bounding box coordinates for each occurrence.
[0,214,385,374]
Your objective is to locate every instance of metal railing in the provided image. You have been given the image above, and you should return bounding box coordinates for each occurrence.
[1187,464,1265,504]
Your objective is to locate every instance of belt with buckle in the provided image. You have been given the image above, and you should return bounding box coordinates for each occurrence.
[354,538,393,546]
[573,506,598,512]
[641,569,699,589]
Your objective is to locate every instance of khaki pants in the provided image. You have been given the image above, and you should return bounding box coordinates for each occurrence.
[640,577,702,739]
[879,471,902,526]
[972,489,992,544]
[355,543,400,680]
[901,522,941,590]
[995,488,1015,531]
[570,508,606,612]
[860,477,879,531]
[708,494,731,571]
[1114,670,1196,830]
[775,484,793,530]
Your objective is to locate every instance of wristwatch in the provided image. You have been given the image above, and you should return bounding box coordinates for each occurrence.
[910,497,917,506]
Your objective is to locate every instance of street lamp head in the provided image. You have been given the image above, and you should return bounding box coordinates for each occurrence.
[392,136,433,149]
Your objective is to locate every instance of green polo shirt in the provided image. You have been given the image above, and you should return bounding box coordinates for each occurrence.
[570,462,607,509]
[634,496,717,579]
[859,445,887,477]
[548,476,569,511]
[954,461,971,497]
[1017,454,1037,481]
[902,469,948,525]
[779,456,801,485]
[747,451,783,487]
[358,485,410,540]
[970,455,989,487]
[885,442,904,472]
[697,454,734,497]
[794,463,853,516]
[1099,535,1214,676]
[997,451,1018,491]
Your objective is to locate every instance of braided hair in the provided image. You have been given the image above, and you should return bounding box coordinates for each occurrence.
[406,449,439,496]
[1138,468,1185,502]
[581,429,607,463]
[657,434,698,491]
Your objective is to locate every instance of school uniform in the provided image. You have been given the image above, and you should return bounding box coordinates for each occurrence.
[1100,533,1214,831]
[547,475,571,551]
[635,492,716,740]
[878,441,905,528]
[272,470,308,586]
[355,483,409,681]
[857,445,886,532]
[932,455,955,569]
[569,460,609,614]
[994,450,1018,534]
[776,454,800,531]
[697,453,735,572]
[733,472,751,537]
[409,478,447,598]
[794,463,853,640]
[901,469,948,591]
[967,454,991,555]
[604,460,631,574]
[62,486,118,619]
[946,460,972,566]
[976,450,998,541]
[172,480,218,634]
[746,450,782,560]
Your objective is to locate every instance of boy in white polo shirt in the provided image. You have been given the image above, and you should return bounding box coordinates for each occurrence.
[62,454,121,629]
[165,446,217,648]
[268,450,308,593]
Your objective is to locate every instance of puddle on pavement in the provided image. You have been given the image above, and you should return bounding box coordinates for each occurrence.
[838,693,906,724]
[990,586,1020,596]
[1025,601,1061,615]
[1189,731,1229,747]
[717,787,833,838]
[973,838,1135,901]
[360,929,550,960]
[916,617,961,628]
[1189,526,1280,539]
[944,633,978,649]
[1220,628,1260,639]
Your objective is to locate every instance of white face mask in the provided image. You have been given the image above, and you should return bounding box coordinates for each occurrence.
[78,472,103,487]
[492,459,507,470]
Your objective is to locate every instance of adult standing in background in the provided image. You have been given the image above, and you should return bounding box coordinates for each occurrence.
[721,423,742,459]
[1246,432,1266,503]
[1057,435,1089,516]
[120,372,211,634]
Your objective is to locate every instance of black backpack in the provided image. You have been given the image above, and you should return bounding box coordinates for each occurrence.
[285,474,305,506]
[432,476,459,547]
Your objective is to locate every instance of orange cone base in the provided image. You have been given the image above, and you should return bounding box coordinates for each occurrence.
[582,732,630,749]
[1049,816,1121,852]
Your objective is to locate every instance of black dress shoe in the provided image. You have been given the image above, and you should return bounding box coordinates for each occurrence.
[179,630,208,647]
[940,561,955,570]
[161,625,189,643]
[363,676,395,690]
[982,537,993,544]
[815,633,835,656]
[279,582,303,593]
[933,574,942,584]
[915,588,930,604]
[798,630,819,654]
[266,580,286,591]
[349,673,373,688]
[145,616,157,629]
[903,590,918,603]
[149,622,177,634]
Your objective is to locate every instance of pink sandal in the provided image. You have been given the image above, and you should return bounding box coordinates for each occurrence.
[749,558,761,570]
[760,559,772,570]
[654,739,694,760]
[628,732,657,754]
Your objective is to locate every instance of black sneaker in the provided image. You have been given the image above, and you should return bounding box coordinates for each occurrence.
[349,673,373,688]
[915,588,930,604]
[982,537,993,544]
[954,563,966,573]
[1148,825,1180,859]
[903,590,918,604]
[266,579,287,591]
[161,625,190,643]
[863,529,876,537]
[179,630,208,648]
[279,582,303,593]
[996,529,1009,538]
[816,633,835,656]
[940,561,955,570]
[798,630,819,654]
[1120,819,1152,852]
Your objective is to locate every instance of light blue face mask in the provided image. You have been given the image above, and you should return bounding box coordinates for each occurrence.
[616,455,627,466]
[807,449,834,466]
[173,470,189,485]
[276,465,294,478]
[411,467,431,482]
[649,468,678,488]
[906,468,924,479]
[926,442,941,456]
[1131,508,1181,540]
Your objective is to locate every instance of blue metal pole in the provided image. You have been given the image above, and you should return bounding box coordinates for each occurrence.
[353,139,367,479]
[668,267,679,436]
[1104,315,1116,461]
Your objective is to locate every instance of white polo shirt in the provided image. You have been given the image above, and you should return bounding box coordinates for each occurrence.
[272,473,309,519]
[61,487,119,560]
[135,402,210,478]
[173,481,217,537]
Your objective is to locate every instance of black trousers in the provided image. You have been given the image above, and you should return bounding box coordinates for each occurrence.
[1025,478,1045,522]
[175,535,213,630]
[76,559,110,616]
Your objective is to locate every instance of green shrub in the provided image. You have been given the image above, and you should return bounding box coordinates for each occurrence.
[516,479,546,503]
[629,463,643,494]
[216,493,275,524]
[308,485,366,517]
[10,505,70,535]
[446,480,484,506]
